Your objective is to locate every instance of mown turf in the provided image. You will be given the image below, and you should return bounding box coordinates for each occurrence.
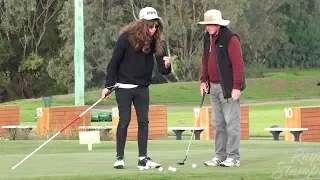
[1,69,320,123]
[11,101,320,138]
[1,140,320,180]
[166,101,320,137]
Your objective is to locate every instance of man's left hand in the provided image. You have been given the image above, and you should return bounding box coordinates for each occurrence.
[163,56,171,69]
[231,89,241,101]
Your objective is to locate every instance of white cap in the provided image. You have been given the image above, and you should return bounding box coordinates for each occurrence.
[139,7,162,20]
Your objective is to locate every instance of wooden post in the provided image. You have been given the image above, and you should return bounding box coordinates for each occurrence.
[194,105,250,140]
[284,106,320,142]
[36,107,50,134]
[111,107,119,140]
[240,106,250,140]
[36,106,91,139]
[112,105,168,141]
[300,106,320,142]
[284,107,301,141]
[0,106,19,136]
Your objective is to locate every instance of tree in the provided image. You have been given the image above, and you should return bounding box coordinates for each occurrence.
[49,0,130,91]
[0,0,62,98]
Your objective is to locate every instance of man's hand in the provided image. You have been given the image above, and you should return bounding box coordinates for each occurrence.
[101,88,111,100]
[163,56,171,69]
[200,82,208,96]
[231,89,241,101]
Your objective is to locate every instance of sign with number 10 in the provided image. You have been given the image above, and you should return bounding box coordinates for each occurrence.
[284,108,293,118]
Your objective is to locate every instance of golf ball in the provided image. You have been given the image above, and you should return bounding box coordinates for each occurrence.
[158,167,163,171]
[168,166,172,170]
[172,167,177,172]
[192,164,197,168]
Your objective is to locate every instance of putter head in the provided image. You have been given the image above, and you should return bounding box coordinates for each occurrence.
[177,156,187,165]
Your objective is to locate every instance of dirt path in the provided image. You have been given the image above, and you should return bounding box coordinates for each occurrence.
[241,98,320,106]
[94,98,320,110]
[165,98,320,109]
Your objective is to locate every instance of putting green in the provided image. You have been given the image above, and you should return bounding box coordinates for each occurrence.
[1,139,320,180]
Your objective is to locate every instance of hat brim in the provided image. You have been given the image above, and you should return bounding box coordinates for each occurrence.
[197,20,230,26]
[140,15,162,20]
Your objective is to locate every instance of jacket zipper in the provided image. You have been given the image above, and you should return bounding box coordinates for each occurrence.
[215,44,227,99]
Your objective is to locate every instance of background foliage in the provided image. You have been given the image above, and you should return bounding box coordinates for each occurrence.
[0,0,319,102]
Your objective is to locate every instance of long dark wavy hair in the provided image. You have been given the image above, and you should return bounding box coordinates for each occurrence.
[120,19,165,56]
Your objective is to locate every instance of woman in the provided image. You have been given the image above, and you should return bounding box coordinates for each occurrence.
[101,7,171,169]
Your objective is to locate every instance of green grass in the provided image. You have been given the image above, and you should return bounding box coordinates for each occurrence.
[16,101,320,137]
[2,69,320,107]
[1,67,320,179]
[1,140,320,180]
[2,98,75,124]
[166,101,320,137]
[2,76,320,123]
[1,68,319,137]
[264,68,320,77]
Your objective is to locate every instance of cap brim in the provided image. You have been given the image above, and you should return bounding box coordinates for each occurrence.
[197,20,230,26]
[141,15,162,20]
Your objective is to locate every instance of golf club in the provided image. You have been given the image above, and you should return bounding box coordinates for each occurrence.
[11,84,119,170]
[177,93,206,165]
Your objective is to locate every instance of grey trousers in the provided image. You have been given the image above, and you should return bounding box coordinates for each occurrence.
[210,83,240,160]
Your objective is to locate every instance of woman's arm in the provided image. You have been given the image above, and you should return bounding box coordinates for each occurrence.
[155,41,171,75]
[104,33,128,89]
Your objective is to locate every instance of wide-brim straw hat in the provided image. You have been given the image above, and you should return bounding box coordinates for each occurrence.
[198,9,230,26]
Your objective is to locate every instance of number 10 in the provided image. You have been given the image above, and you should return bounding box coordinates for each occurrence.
[284,108,293,118]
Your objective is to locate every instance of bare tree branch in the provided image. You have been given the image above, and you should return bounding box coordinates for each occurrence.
[129,0,138,20]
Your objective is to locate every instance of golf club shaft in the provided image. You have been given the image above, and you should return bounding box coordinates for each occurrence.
[60,98,103,133]
[11,85,118,170]
[184,94,206,157]
[11,131,60,170]
[185,110,200,156]
[11,99,102,170]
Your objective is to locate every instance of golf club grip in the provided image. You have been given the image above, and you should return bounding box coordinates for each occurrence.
[200,93,206,108]
[104,85,119,98]
[104,89,114,98]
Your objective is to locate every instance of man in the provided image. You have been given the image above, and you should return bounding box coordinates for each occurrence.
[102,7,171,169]
[198,9,245,167]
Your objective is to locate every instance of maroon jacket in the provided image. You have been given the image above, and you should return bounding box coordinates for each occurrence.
[200,33,244,90]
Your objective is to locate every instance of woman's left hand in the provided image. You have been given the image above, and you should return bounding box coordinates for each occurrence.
[163,56,171,69]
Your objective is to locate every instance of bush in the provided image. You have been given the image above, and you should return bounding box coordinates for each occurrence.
[284,67,301,76]
[244,62,266,78]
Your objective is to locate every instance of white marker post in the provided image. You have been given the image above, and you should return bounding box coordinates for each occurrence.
[79,131,100,151]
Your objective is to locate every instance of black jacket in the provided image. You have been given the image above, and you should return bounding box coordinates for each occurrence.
[105,33,171,89]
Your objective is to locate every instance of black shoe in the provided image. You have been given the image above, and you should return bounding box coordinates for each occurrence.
[114,156,125,169]
[137,156,161,169]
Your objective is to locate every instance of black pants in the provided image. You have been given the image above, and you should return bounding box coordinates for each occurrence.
[115,87,149,157]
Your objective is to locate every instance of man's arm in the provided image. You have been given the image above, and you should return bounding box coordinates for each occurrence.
[105,33,128,89]
[228,35,244,90]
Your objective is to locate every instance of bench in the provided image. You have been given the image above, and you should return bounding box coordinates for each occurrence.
[78,126,113,134]
[264,128,308,142]
[1,125,36,140]
[168,127,205,140]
